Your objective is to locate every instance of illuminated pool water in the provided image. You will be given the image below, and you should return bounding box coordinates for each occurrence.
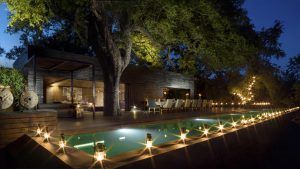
[67,110,272,157]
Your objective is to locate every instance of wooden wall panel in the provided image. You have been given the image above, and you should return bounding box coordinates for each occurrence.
[0,111,57,148]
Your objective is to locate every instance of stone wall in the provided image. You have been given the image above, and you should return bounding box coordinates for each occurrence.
[27,69,44,103]
[121,66,194,109]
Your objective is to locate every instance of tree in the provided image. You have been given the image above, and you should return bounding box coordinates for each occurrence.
[3,0,257,116]
[282,54,300,105]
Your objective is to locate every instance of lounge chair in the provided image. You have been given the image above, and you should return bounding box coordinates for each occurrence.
[202,100,207,108]
[174,99,184,111]
[208,100,213,108]
[184,99,191,111]
[191,99,198,110]
[196,99,202,110]
[160,99,175,113]
[148,99,160,112]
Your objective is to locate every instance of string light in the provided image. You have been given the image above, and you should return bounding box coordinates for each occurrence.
[232,76,257,104]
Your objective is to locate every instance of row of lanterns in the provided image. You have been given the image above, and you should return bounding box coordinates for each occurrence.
[34,107,299,163]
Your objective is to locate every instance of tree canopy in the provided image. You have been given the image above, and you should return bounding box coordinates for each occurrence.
[1,0,291,110]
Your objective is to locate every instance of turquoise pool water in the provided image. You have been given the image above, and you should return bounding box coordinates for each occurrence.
[67,110,273,157]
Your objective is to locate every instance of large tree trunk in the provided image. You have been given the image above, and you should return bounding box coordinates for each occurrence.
[103,73,121,116]
[91,1,132,116]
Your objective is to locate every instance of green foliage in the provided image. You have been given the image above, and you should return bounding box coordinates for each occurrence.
[131,33,161,66]
[0,67,26,105]
[133,0,255,71]
[4,0,51,30]
[3,0,255,71]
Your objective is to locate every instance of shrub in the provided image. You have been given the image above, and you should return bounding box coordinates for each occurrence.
[0,67,26,110]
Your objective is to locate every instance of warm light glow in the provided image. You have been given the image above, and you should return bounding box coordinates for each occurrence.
[146,140,153,148]
[180,133,187,140]
[36,128,42,135]
[232,121,237,128]
[146,133,153,149]
[94,151,106,162]
[59,140,66,149]
[232,75,257,104]
[241,119,247,125]
[218,124,224,131]
[44,132,50,141]
[133,105,137,109]
[203,129,209,135]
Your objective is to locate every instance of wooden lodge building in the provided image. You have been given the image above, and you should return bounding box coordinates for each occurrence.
[14,46,195,117]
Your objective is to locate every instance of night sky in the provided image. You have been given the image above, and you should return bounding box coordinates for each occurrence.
[0,1,299,69]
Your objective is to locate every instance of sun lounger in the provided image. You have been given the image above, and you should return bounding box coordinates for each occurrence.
[174,99,184,111]
[184,99,191,111]
[202,100,207,108]
[160,99,175,113]
[208,100,213,108]
[196,99,202,110]
[191,99,198,110]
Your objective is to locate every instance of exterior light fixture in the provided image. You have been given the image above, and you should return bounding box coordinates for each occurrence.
[36,124,42,137]
[203,128,209,136]
[218,123,224,132]
[43,127,50,142]
[94,142,106,162]
[131,105,138,113]
[146,133,153,149]
[59,133,67,152]
[180,128,187,141]
[231,121,237,128]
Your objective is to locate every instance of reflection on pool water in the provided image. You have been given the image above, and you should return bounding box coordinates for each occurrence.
[66,109,276,157]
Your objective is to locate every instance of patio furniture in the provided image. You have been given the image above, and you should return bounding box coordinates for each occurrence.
[184,99,191,111]
[155,99,165,107]
[174,99,184,111]
[148,99,160,112]
[160,99,175,113]
[196,99,202,110]
[208,100,213,108]
[202,100,208,108]
[191,99,198,110]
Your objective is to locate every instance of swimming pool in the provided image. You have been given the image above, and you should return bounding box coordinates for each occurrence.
[66,109,277,158]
